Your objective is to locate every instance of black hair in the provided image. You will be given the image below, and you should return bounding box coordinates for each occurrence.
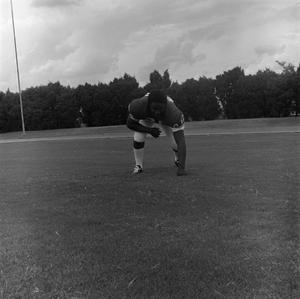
[148,89,167,104]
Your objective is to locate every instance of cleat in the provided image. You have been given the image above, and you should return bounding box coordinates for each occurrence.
[132,165,143,174]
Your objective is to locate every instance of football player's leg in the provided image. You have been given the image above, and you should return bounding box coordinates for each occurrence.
[160,125,179,163]
[133,131,146,171]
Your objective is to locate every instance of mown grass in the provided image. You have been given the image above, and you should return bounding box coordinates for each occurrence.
[0,121,299,298]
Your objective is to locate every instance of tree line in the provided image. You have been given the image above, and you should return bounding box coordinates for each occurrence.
[0,62,299,133]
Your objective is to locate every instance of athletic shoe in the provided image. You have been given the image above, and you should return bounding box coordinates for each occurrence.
[132,165,143,174]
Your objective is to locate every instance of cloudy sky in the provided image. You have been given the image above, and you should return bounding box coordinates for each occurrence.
[1,0,299,92]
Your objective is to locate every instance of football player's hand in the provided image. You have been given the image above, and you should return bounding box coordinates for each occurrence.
[177,167,187,176]
[149,128,161,138]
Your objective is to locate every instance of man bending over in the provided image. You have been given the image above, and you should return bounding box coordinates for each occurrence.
[126,89,187,176]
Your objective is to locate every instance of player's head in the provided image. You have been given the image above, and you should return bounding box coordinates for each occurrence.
[148,90,167,119]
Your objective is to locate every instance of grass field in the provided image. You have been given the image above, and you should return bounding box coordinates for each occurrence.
[0,118,299,298]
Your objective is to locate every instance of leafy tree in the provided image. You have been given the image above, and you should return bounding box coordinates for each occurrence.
[55,87,78,128]
[108,73,141,124]
[294,64,300,116]
[74,83,99,127]
[276,61,299,116]
[1,62,299,133]
[215,67,245,118]
[0,91,8,132]
[0,90,21,132]
[168,77,220,121]
[21,82,78,130]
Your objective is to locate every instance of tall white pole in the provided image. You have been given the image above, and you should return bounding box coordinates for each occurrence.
[10,0,26,134]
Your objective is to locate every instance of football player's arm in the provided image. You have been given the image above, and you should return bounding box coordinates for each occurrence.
[126,115,161,137]
[173,129,186,173]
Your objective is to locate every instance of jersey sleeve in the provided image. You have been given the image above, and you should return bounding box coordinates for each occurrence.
[128,103,139,121]
[128,96,148,121]
[165,98,185,132]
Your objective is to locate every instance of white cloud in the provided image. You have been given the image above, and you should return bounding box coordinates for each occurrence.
[1,0,300,91]
[31,0,83,7]
[255,45,286,57]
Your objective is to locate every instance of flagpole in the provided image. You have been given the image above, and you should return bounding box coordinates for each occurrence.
[10,0,26,134]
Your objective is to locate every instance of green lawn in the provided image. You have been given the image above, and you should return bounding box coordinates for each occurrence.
[0,118,299,298]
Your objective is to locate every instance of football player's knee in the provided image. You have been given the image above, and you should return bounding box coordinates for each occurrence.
[133,141,145,149]
[133,132,146,143]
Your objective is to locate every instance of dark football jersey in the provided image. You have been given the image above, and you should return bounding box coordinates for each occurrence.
[128,94,184,129]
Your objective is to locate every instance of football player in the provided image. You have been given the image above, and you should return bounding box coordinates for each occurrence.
[126,89,187,176]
